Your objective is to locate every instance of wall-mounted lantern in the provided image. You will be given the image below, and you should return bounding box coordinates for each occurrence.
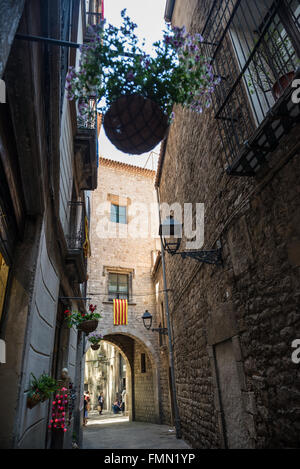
[142,310,168,336]
[159,215,222,265]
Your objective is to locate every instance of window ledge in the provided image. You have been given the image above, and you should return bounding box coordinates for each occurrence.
[102,301,137,306]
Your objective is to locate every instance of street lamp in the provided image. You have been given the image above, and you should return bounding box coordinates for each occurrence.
[142,310,152,330]
[142,310,168,335]
[159,215,182,254]
[159,215,222,265]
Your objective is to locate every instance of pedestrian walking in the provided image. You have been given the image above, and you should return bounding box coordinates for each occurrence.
[98,392,104,415]
[83,395,88,426]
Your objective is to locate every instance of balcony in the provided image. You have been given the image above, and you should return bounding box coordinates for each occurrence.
[74,98,98,190]
[65,202,89,284]
[202,0,300,176]
[84,0,104,42]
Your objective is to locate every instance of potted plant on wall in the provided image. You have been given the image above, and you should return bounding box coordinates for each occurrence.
[247,28,297,100]
[27,373,58,409]
[64,304,101,334]
[87,332,103,350]
[66,9,221,155]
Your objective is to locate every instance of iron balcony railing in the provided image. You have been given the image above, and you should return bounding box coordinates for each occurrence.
[201,0,300,175]
[85,0,103,28]
[77,98,97,130]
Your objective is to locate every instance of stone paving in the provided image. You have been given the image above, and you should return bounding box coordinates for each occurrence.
[82,411,190,449]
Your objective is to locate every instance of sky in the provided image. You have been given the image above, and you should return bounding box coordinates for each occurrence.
[98,0,167,170]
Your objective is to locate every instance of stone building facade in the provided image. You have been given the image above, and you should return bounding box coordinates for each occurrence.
[87,157,173,424]
[156,0,300,449]
[0,0,102,449]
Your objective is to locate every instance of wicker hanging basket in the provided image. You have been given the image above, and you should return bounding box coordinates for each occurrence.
[27,394,42,409]
[103,94,169,155]
[91,343,101,351]
[77,320,99,334]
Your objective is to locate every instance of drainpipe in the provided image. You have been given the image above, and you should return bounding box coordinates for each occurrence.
[156,186,182,439]
[164,0,176,23]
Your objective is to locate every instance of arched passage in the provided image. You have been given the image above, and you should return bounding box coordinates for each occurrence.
[84,327,161,424]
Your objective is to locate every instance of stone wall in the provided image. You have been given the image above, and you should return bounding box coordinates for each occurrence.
[133,341,156,423]
[157,0,300,449]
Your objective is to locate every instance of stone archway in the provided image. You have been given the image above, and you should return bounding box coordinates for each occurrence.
[85,327,161,424]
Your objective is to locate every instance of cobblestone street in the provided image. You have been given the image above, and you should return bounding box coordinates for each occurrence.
[83,412,190,449]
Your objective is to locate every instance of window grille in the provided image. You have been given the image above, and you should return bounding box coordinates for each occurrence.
[201,0,300,175]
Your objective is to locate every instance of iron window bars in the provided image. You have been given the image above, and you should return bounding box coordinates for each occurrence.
[201,0,300,176]
[85,0,103,27]
[77,98,98,130]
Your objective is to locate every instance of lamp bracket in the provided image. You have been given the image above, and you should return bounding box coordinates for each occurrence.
[171,248,222,265]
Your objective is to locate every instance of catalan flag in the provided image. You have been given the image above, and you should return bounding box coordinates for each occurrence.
[113,299,128,326]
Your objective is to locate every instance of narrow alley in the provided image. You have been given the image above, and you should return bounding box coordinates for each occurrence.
[0,0,299,452]
[83,412,190,450]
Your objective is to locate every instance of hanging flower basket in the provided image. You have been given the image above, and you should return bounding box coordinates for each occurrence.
[87,332,103,349]
[66,10,221,155]
[103,94,169,155]
[65,304,101,333]
[27,394,42,409]
[77,319,99,334]
[27,373,58,410]
[91,343,101,351]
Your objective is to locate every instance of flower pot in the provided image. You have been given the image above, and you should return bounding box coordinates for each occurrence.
[272,71,295,100]
[27,395,42,409]
[77,319,99,334]
[103,94,169,155]
[91,344,100,351]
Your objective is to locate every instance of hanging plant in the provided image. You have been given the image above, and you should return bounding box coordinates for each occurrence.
[66,9,220,154]
[64,304,101,334]
[48,387,69,432]
[27,373,58,409]
[87,332,103,350]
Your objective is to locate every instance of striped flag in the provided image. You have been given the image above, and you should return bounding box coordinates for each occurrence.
[113,299,128,326]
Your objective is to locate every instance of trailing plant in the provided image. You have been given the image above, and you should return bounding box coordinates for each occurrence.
[66,9,221,121]
[87,332,103,345]
[27,373,58,402]
[64,304,101,329]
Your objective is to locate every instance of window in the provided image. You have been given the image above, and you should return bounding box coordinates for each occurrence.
[108,273,129,300]
[141,353,146,373]
[111,204,127,224]
[203,0,300,175]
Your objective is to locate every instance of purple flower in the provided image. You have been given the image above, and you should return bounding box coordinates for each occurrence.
[126,70,135,81]
[196,33,204,43]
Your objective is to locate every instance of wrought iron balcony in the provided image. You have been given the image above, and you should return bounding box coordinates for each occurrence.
[84,0,104,42]
[65,202,88,284]
[74,98,98,190]
[202,0,300,176]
